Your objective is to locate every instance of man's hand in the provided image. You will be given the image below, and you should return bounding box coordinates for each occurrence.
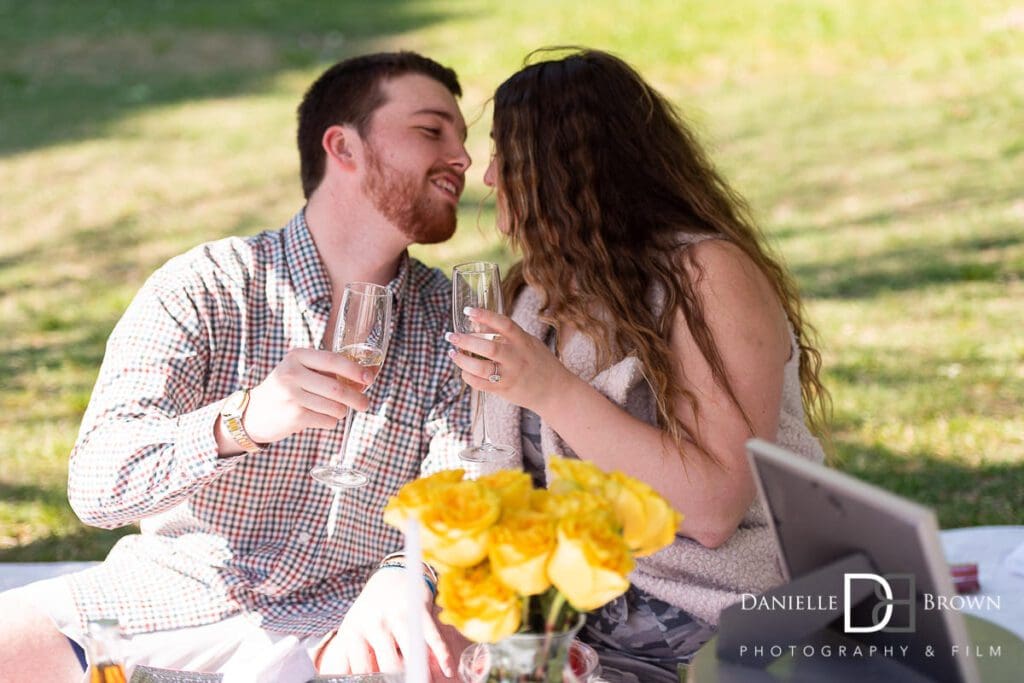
[318,568,464,681]
[242,348,376,445]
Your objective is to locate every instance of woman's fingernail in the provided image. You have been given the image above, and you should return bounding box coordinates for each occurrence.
[362,370,374,383]
[447,349,457,358]
[444,331,454,342]
[463,306,475,316]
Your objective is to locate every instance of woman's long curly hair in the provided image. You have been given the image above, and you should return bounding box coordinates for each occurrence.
[492,48,830,463]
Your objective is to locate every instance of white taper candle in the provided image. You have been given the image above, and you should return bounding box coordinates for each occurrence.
[404,518,428,683]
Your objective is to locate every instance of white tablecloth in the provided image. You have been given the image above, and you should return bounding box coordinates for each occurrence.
[2,526,1022,639]
[0,561,98,592]
[939,525,1024,639]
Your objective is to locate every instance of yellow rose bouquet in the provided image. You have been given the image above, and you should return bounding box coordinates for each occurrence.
[383,456,682,649]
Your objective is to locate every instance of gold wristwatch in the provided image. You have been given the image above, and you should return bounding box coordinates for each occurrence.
[220,389,263,454]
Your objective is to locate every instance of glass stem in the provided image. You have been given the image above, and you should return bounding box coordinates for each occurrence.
[477,390,492,447]
[333,409,357,468]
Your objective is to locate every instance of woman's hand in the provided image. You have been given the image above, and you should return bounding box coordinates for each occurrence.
[445,307,575,414]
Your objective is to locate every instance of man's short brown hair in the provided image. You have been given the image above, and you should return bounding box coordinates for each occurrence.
[296,52,462,199]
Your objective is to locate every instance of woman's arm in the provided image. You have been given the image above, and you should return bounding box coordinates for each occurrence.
[448,240,793,548]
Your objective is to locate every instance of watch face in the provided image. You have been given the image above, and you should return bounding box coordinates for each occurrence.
[225,391,246,415]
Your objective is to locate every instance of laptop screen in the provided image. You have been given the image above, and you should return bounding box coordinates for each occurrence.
[744,438,977,683]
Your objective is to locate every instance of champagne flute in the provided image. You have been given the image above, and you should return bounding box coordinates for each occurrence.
[452,262,517,464]
[310,282,392,489]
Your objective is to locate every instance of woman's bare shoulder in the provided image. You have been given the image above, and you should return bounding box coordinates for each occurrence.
[672,238,790,360]
[679,239,776,301]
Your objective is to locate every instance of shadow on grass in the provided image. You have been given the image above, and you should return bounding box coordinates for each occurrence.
[0,213,145,277]
[792,232,1024,299]
[770,187,1024,244]
[1,326,108,392]
[799,192,1020,237]
[828,348,1020,389]
[0,0,459,155]
[0,526,136,563]
[0,209,219,303]
[0,480,68,507]
[0,173,303,311]
[0,481,135,561]
[834,440,1024,529]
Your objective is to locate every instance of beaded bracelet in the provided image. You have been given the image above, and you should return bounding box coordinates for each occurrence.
[380,551,439,585]
[376,563,437,598]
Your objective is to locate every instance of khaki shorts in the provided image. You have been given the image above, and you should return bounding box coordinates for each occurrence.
[9,576,327,682]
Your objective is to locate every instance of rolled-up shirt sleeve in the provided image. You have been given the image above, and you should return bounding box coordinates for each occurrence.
[68,266,245,529]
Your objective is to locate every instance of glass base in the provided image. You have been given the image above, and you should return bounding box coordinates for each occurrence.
[458,617,597,682]
[459,443,517,464]
[310,465,370,489]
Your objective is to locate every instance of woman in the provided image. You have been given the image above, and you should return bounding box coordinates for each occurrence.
[446,48,829,681]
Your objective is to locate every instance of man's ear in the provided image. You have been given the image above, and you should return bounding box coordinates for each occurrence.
[322,125,359,172]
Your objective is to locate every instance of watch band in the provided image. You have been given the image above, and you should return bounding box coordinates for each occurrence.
[221,389,263,454]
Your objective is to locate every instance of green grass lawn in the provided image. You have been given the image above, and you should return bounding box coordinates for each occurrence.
[2,0,1022,561]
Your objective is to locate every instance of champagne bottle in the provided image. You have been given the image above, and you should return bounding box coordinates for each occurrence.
[84,619,127,683]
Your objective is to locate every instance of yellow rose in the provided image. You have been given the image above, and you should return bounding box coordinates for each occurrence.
[419,480,501,569]
[437,563,521,643]
[548,514,634,611]
[383,469,464,530]
[539,489,616,525]
[488,510,557,595]
[547,456,609,495]
[603,472,682,557]
[528,488,552,512]
[476,469,534,513]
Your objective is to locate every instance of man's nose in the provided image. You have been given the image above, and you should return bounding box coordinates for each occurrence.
[449,142,471,172]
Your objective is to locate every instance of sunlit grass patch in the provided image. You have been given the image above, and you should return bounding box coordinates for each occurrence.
[2,0,1022,560]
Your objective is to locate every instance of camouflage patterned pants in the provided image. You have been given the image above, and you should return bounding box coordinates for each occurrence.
[580,586,715,683]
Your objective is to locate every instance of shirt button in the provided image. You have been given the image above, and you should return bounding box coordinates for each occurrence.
[296,531,312,544]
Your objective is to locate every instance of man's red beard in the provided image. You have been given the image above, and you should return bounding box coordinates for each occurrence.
[362,142,458,245]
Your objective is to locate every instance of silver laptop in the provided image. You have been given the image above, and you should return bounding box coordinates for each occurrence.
[745,438,978,683]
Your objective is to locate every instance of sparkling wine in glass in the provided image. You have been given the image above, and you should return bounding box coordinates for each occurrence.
[310,282,392,489]
[452,262,517,464]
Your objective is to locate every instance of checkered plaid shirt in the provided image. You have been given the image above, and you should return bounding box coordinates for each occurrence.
[65,210,471,637]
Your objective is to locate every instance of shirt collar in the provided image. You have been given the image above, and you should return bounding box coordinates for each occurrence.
[284,209,332,309]
[284,208,410,311]
[384,249,410,310]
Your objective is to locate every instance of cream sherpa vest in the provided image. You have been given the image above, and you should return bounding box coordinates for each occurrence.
[479,246,825,626]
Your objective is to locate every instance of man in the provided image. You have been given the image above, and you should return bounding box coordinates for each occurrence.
[0,52,473,681]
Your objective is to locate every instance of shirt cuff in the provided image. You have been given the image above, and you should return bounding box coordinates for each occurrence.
[175,400,248,478]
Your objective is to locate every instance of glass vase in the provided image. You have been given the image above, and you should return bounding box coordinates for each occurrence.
[458,616,600,682]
